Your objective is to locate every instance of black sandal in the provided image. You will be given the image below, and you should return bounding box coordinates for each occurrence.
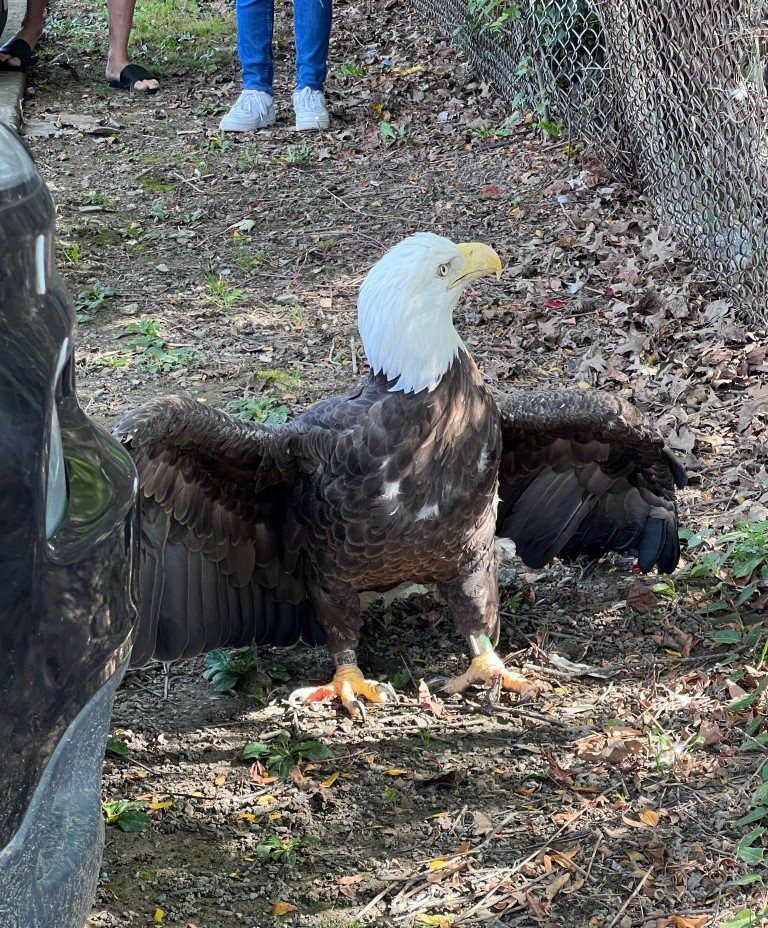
[0,38,39,73]
[107,63,159,94]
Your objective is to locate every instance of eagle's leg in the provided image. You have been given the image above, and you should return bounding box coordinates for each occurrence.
[438,530,536,699]
[288,649,396,720]
[288,585,395,719]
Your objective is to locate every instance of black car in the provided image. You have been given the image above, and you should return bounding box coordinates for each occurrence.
[0,125,138,928]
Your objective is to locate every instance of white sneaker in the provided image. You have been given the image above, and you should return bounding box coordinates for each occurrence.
[219,90,276,132]
[292,87,330,131]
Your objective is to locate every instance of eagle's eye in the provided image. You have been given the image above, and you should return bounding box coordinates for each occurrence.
[437,263,449,278]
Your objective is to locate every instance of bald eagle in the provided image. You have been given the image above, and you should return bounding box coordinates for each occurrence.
[117,233,685,716]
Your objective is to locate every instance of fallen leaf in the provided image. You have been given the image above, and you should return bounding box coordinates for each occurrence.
[338,874,364,885]
[320,772,340,788]
[639,809,660,826]
[270,902,297,916]
[214,774,226,786]
[416,770,465,790]
[626,582,659,614]
[384,768,409,776]
[545,871,571,899]
[154,909,164,922]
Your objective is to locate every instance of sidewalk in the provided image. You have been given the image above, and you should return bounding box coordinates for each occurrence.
[0,0,26,129]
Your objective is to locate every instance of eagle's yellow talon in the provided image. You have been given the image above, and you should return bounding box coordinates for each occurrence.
[443,651,537,699]
[288,664,395,720]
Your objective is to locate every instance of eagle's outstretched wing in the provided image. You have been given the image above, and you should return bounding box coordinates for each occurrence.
[495,390,687,573]
[115,395,327,666]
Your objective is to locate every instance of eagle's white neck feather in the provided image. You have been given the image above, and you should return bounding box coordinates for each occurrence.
[357,233,467,395]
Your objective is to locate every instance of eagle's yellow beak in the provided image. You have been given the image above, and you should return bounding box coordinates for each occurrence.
[450,242,503,289]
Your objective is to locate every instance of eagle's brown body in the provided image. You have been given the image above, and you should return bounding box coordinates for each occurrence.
[296,350,502,650]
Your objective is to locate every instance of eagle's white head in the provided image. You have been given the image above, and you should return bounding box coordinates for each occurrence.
[357,232,502,394]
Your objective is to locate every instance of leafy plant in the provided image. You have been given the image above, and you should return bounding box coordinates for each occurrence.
[75,281,115,323]
[241,732,333,777]
[387,668,412,690]
[234,242,266,271]
[114,319,203,373]
[471,114,520,139]
[67,242,81,266]
[381,786,401,807]
[105,735,130,757]
[227,396,291,424]
[204,268,242,306]
[103,800,151,833]
[337,63,365,79]
[202,646,290,694]
[236,144,261,169]
[286,144,312,164]
[379,122,413,145]
[677,522,768,637]
[81,189,108,207]
[256,833,319,866]
[534,117,564,139]
[207,133,233,151]
[465,0,520,37]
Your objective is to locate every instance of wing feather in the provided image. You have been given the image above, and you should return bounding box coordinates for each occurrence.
[115,395,327,664]
[496,389,686,573]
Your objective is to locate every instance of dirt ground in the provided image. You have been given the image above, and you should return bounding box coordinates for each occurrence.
[19,0,768,925]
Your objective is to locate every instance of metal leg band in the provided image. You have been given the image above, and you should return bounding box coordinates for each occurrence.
[333,649,358,668]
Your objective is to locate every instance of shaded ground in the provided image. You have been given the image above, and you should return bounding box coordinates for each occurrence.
[19,0,768,925]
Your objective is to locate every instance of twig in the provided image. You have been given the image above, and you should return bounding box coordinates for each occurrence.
[170,171,213,195]
[307,748,368,765]
[583,835,602,884]
[605,865,653,928]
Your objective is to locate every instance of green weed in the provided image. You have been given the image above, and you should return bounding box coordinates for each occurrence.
[114,318,203,373]
[379,122,413,145]
[103,800,151,833]
[204,269,242,306]
[381,786,401,807]
[241,732,333,777]
[228,396,291,424]
[256,833,319,866]
[75,281,115,323]
[202,646,290,698]
[234,242,266,271]
[81,189,108,207]
[337,64,365,79]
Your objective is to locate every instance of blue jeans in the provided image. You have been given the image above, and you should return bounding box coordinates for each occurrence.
[236,0,332,94]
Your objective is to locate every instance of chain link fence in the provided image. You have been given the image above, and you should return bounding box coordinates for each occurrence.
[413,0,768,315]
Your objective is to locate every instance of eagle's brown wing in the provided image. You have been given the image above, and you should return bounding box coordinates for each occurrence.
[115,395,329,666]
[496,390,686,573]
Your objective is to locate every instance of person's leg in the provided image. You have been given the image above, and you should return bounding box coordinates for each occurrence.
[105,0,159,91]
[237,0,274,92]
[291,0,331,129]
[293,0,331,91]
[219,0,275,131]
[0,0,46,69]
